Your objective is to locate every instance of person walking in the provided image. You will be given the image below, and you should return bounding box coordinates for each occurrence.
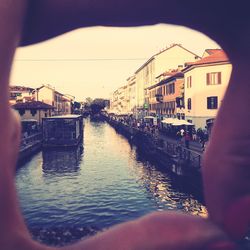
[184,131,191,149]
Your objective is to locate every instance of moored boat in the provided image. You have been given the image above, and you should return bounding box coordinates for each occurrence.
[42,115,83,147]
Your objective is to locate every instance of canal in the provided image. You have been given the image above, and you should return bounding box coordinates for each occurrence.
[16,119,207,246]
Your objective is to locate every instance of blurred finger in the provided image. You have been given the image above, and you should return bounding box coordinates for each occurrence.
[67,212,236,250]
[202,67,250,240]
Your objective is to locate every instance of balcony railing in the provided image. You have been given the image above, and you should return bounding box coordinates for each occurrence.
[155,94,163,103]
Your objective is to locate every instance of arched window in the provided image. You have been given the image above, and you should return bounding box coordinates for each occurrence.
[31,109,37,116]
[18,109,25,116]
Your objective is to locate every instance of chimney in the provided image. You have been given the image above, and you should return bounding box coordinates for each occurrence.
[178,65,183,71]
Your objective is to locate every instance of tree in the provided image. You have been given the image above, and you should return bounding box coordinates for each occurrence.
[90,98,109,114]
[73,101,81,110]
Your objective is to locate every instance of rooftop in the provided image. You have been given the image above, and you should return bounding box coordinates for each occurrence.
[10,85,34,92]
[184,50,230,70]
[135,44,200,74]
[203,49,222,57]
[12,101,54,110]
[148,72,184,90]
[44,115,82,119]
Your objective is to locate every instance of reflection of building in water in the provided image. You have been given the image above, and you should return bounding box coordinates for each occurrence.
[42,145,83,174]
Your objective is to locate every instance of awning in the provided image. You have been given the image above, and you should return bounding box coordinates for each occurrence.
[116,112,130,116]
[161,118,176,124]
[107,109,116,114]
[144,116,155,119]
[172,119,193,126]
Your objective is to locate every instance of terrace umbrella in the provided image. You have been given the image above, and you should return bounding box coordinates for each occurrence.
[161,118,176,124]
[172,119,193,126]
[144,116,155,119]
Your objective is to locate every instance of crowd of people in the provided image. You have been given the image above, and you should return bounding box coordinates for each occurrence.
[110,114,210,151]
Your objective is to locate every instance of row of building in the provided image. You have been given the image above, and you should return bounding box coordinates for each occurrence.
[110,44,232,130]
[10,84,75,124]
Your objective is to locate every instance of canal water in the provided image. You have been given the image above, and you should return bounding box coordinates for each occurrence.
[16,119,207,246]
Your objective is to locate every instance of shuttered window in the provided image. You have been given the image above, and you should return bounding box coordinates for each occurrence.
[187,98,192,110]
[207,96,218,109]
[187,76,192,88]
[206,72,222,85]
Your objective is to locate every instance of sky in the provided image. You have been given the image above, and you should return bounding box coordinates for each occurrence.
[11,24,221,101]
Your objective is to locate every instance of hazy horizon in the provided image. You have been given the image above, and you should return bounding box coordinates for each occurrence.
[11,24,221,101]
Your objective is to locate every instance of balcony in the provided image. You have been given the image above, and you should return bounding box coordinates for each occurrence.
[176,97,184,108]
[155,94,163,103]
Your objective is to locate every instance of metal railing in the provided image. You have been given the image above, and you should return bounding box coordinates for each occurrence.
[20,132,42,150]
[108,118,203,168]
[164,141,202,168]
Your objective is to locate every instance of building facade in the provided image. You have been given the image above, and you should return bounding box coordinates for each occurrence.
[35,84,73,115]
[127,75,137,114]
[135,57,155,110]
[9,86,35,104]
[183,50,232,129]
[148,71,184,119]
[12,101,54,124]
[134,44,200,113]
[110,85,125,114]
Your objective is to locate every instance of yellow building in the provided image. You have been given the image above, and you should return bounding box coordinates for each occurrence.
[127,75,136,113]
[35,84,74,115]
[12,101,54,124]
[183,49,232,129]
[135,44,200,112]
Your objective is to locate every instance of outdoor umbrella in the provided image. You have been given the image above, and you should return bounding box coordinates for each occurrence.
[172,119,193,126]
[161,118,176,124]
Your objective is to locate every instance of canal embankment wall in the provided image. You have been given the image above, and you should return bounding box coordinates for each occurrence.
[105,116,203,195]
[18,133,42,165]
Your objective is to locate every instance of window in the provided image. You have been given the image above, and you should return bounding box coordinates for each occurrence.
[172,101,175,109]
[187,76,192,88]
[31,109,37,116]
[171,83,175,94]
[168,83,175,94]
[176,97,184,108]
[206,72,221,85]
[18,109,25,116]
[207,96,218,109]
[187,98,192,110]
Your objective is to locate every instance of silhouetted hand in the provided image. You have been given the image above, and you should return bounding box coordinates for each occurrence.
[202,66,250,240]
[1,0,250,249]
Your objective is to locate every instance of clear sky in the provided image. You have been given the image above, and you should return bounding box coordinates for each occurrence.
[10,24,220,101]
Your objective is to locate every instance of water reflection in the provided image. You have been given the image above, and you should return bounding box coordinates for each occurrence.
[127,151,207,217]
[16,119,207,245]
[171,163,184,176]
[42,145,83,174]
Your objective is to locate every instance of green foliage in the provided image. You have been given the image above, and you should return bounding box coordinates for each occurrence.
[73,101,81,110]
[82,98,109,114]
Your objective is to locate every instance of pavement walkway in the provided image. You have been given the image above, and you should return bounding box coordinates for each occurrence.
[158,132,204,154]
